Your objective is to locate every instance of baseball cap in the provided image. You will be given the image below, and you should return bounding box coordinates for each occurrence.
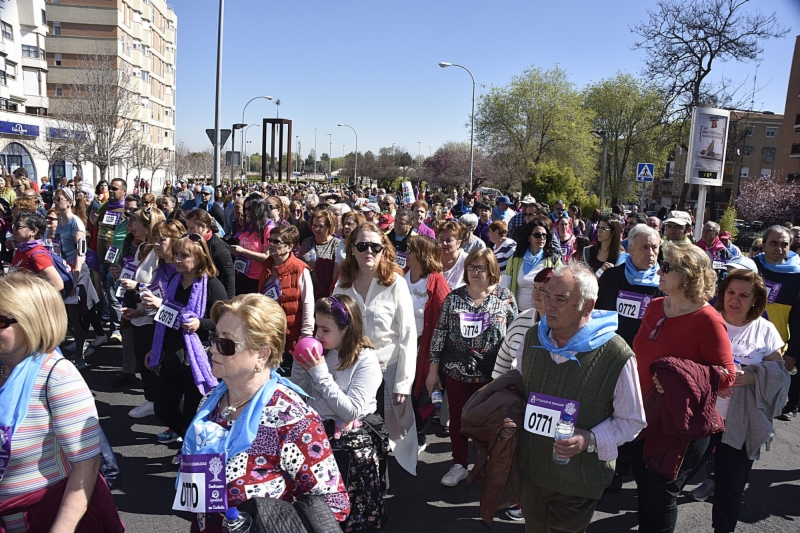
[664,210,692,226]
[719,230,732,239]
[378,214,394,230]
[521,195,536,205]
[364,202,381,213]
[725,255,758,273]
[496,195,511,204]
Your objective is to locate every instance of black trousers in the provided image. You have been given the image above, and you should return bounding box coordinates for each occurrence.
[132,323,157,401]
[631,436,710,533]
[235,273,259,296]
[153,351,203,437]
[783,370,800,414]
[712,441,754,533]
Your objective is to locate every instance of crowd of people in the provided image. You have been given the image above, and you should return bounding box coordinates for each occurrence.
[0,174,798,533]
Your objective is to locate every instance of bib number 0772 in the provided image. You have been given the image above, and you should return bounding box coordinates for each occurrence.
[617,301,637,317]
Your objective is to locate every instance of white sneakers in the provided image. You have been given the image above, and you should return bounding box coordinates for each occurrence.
[128,401,155,418]
[90,335,108,347]
[441,464,468,486]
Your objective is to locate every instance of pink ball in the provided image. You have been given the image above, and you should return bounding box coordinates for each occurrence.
[294,337,323,364]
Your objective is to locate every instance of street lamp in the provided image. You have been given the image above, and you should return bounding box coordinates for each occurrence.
[314,128,317,177]
[243,124,260,183]
[439,61,475,193]
[240,95,272,179]
[230,122,246,183]
[327,133,332,175]
[591,130,609,211]
[97,127,111,180]
[338,123,357,186]
[163,147,171,190]
[295,135,299,174]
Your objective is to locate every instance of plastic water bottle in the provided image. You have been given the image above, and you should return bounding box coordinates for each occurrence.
[139,283,157,316]
[308,246,317,263]
[223,507,252,533]
[552,413,575,465]
[734,358,742,373]
[431,387,443,411]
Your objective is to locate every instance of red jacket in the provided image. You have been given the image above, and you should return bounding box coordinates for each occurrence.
[413,272,450,398]
[639,356,725,479]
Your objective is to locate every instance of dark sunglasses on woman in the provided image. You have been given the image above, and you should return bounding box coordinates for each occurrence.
[0,315,18,329]
[209,331,244,356]
[354,242,384,254]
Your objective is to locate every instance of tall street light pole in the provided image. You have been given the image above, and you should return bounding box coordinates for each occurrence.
[295,136,299,174]
[212,0,224,186]
[230,123,246,184]
[243,124,260,183]
[338,123,357,186]
[314,128,317,177]
[327,133,332,175]
[439,61,475,193]
[240,95,272,177]
[591,130,609,211]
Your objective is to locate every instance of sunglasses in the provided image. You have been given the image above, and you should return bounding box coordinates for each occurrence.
[531,232,547,239]
[47,217,59,222]
[751,246,763,252]
[660,261,676,274]
[649,316,667,341]
[354,242,384,254]
[209,331,245,356]
[0,315,18,329]
[267,204,279,210]
[269,238,287,246]
[109,187,121,192]
[180,233,204,242]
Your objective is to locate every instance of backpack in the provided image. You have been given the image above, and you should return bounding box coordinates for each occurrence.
[31,248,74,298]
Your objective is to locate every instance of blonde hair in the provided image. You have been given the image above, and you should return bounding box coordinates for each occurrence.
[0,273,67,356]
[662,241,716,303]
[211,294,285,368]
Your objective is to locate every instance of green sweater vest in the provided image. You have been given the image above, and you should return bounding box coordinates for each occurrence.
[518,328,632,500]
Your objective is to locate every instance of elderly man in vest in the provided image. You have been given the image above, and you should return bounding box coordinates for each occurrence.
[514,263,646,532]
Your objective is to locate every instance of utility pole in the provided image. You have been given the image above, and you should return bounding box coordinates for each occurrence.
[212,0,225,186]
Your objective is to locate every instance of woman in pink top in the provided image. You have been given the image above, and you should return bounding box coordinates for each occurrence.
[231,195,272,295]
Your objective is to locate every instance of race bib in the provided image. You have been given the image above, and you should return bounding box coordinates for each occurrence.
[234,256,251,275]
[115,283,126,298]
[150,287,164,300]
[172,453,227,513]
[119,265,137,281]
[0,426,11,481]
[102,211,121,226]
[52,237,62,257]
[765,280,782,305]
[155,300,183,330]
[105,246,120,263]
[523,393,580,438]
[616,290,651,320]
[262,278,282,300]
[396,252,407,269]
[712,259,727,270]
[459,311,490,338]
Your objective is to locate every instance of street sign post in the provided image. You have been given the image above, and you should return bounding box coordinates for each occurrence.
[206,129,232,149]
[225,151,241,167]
[637,163,654,211]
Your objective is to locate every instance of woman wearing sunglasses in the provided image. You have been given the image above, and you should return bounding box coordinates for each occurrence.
[145,233,227,465]
[9,211,64,293]
[749,237,763,259]
[257,225,313,373]
[631,242,736,533]
[335,222,418,476]
[505,218,562,312]
[427,248,517,487]
[184,295,349,532]
[0,274,124,531]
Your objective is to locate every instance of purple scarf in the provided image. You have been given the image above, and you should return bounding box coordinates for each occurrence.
[149,272,218,395]
[105,196,126,210]
[17,240,43,253]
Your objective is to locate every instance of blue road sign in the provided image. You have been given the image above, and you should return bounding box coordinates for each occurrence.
[637,163,655,182]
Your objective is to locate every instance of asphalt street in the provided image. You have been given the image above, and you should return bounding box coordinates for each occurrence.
[83,342,800,533]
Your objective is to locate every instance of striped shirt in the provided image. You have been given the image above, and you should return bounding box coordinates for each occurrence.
[0,354,101,532]
[491,308,538,378]
[493,237,517,273]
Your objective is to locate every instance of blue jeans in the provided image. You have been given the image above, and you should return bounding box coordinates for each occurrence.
[99,262,121,334]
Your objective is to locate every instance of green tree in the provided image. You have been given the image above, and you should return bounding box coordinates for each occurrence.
[583,72,671,202]
[719,204,739,240]
[523,161,595,212]
[248,153,262,174]
[475,65,597,187]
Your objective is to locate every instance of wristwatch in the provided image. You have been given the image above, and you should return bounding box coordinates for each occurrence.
[587,431,597,454]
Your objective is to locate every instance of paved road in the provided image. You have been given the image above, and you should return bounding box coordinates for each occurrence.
[84,343,800,533]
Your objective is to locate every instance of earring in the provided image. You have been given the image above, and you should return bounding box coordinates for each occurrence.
[254,366,262,374]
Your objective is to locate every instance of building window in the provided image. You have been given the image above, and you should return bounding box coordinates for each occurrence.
[6,62,17,80]
[1,22,12,41]
[1,143,37,182]
[742,145,752,157]
[141,71,149,82]
[760,168,772,179]
[0,71,5,86]
[22,45,39,58]
[53,22,61,36]
[789,174,800,183]
[791,143,800,157]
[55,84,63,96]
[42,10,46,25]
[54,53,62,66]
[762,147,776,162]
[745,126,754,137]
[765,127,777,138]
[739,167,749,178]
[0,100,18,112]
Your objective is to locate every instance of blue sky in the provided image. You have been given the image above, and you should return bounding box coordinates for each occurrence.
[171,0,800,158]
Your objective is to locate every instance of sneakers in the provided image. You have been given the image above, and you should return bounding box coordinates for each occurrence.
[157,428,183,444]
[171,452,181,465]
[777,412,794,422]
[110,332,122,344]
[90,335,108,347]
[68,357,87,370]
[690,479,716,502]
[441,464,468,487]
[111,373,137,386]
[128,401,155,418]
[418,442,427,456]
[505,504,524,521]
[61,342,76,354]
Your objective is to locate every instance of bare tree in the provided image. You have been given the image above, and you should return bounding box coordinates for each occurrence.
[25,120,72,184]
[173,141,190,182]
[51,48,137,180]
[631,0,789,120]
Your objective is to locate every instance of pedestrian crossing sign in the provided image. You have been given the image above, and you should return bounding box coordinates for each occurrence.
[637,163,655,182]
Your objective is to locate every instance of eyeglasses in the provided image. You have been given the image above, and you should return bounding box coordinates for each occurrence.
[269,238,287,246]
[179,233,204,242]
[354,242,384,254]
[467,264,488,273]
[267,204,279,211]
[649,316,667,341]
[751,246,763,252]
[531,232,547,239]
[47,217,59,222]
[597,227,611,232]
[109,186,120,192]
[209,331,245,356]
[660,261,676,274]
[312,224,328,230]
[11,223,29,230]
[0,315,17,329]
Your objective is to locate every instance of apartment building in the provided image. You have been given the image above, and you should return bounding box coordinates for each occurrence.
[777,35,800,183]
[45,0,177,184]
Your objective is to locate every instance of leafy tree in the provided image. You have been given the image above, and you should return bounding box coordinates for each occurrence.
[736,175,800,226]
[423,142,500,191]
[523,161,594,212]
[475,65,596,187]
[248,153,262,174]
[719,204,739,240]
[583,72,671,202]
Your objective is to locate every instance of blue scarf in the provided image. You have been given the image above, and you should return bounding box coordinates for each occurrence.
[623,255,660,287]
[0,352,47,479]
[181,373,307,461]
[758,252,800,274]
[534,310,619,364]
[522,248,544,275]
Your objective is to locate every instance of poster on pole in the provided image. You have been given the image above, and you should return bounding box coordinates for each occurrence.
[686,107,731,187]
[401,181,415,208]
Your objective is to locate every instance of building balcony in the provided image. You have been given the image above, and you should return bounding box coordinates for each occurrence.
[46,4,119,26]
[21,57,48,71]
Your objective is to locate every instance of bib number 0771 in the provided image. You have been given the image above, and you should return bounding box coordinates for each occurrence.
[528,412,553,435]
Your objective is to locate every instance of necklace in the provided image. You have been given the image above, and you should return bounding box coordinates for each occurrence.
[220,390,253,422]
[0,362,5,379]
